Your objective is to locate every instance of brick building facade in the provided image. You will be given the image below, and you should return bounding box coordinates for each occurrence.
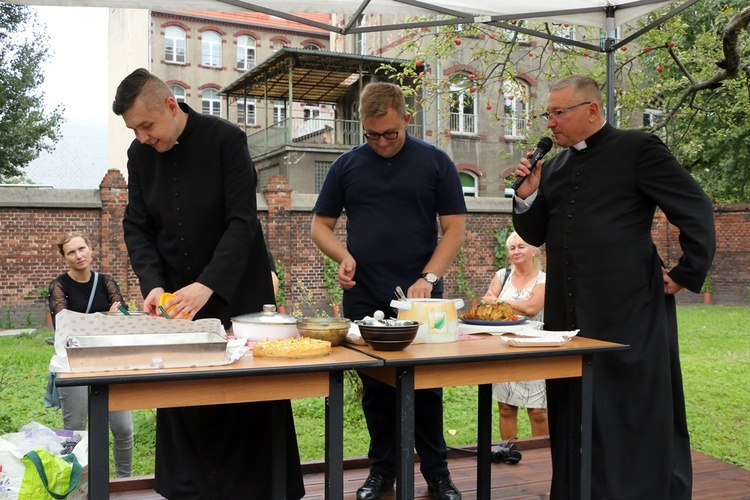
[1,171,747,327]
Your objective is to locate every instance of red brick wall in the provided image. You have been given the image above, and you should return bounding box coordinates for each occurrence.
[1,174,747,326]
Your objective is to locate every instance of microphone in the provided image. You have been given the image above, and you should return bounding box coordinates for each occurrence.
[512,137,554,192]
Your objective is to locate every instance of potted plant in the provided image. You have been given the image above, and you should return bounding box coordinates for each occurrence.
[323,255,343,317]
[701,275,714,305]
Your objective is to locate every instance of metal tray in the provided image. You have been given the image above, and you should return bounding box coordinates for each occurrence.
[65,331,227,372]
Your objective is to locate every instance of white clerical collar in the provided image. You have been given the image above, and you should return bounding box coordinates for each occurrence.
[572,122,605,151]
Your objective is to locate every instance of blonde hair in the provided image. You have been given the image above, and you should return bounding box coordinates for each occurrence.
[359,82,407,122]
[506,231,542,268]
[56,231,92,256]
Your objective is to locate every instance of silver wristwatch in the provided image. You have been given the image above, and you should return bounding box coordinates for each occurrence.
[420,272,439,285]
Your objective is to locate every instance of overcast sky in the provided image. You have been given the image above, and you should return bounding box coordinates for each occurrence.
[24,6,110,188]
[34,6,109,122]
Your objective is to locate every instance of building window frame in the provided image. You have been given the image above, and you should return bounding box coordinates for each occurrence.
[165,26,186,64]
[643,108,663,128]
[237,98,256,126]
[314,161,330,193]
[273,100,287,124]
[201,30,222,67]
[503,79,530,139]
[237,35,256,70]
[448,74,478,135]
[201,88,221,116]
[169,84,186,103]
[459,171,479,197]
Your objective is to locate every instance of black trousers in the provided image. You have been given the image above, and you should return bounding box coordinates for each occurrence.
[345,293,449,482]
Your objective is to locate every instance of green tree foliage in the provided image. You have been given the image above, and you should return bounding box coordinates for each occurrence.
[633,2,750,202]
[0,5,63,180]
[386,2,750,202]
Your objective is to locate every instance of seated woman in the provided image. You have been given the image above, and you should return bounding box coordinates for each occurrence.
[48,231,134,477]
[481,231,549,440]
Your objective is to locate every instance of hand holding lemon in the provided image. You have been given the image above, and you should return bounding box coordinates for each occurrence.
[158,292,189,319]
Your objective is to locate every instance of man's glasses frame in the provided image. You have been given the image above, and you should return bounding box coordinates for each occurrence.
[363,130,400,142]
[539,101,591,121]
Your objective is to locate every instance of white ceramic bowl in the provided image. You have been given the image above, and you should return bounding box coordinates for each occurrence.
[230,310,299,340]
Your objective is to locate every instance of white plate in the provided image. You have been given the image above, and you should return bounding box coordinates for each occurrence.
[513,327,580,338]
[501,335,572,347]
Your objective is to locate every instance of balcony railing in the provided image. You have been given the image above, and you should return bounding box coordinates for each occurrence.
[246,117,422,155]
[449,112,476,134]
[502,115,530,138]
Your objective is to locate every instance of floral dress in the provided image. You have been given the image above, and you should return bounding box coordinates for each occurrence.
[492,268,547,408]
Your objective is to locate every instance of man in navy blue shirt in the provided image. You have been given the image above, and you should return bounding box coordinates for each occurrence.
[312,82,467,500]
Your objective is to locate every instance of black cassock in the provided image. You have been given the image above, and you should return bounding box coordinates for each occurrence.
[515,123,715,499]
[123,104,304,499]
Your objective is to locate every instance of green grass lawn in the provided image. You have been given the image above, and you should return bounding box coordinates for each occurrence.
[1,305,747,476]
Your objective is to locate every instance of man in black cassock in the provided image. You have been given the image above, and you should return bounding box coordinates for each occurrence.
[113,68,304,499]
[512,75,715,499]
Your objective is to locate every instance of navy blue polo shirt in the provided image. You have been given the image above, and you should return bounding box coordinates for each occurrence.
[313,134,467,302]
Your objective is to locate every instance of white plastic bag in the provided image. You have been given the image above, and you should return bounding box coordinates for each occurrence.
[0,423,87,499]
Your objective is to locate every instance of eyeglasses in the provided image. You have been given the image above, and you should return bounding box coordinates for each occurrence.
[363,130,400,142]
[539,102,591,121]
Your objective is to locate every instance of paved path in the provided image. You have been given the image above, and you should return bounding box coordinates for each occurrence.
[0,328,36,337]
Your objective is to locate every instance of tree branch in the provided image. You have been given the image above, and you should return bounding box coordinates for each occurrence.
[653,6,750,131]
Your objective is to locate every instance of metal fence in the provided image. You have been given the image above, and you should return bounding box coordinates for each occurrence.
[247,117,422,154]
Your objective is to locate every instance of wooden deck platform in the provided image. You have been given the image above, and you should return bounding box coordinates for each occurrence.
[112,442,750,499]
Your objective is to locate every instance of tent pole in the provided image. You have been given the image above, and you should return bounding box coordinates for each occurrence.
[605,6,616,124]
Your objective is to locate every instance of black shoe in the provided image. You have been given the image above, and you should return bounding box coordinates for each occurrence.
[491,437,523,464]
[427,472,462,500]
[356,471,395,500]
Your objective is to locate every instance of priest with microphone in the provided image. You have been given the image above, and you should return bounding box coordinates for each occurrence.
[511,75,715,499]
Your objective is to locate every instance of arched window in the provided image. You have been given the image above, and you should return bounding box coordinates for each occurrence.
[237,36,256,70]
[201,31,222,67]
[449,73,477,134]
[165,26,186,63]
[169,84,186,103]
[237,98,256,126]
[272,39,286,52]
[202,89,221,116]
[303,43,321,51]
[503,79,530,138]
[460,171,479,197]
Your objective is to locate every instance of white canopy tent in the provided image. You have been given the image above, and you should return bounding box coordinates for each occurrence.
[9,0,702,121]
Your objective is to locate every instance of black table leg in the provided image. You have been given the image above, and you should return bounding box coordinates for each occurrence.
[580,354,593,500]
[271,400,287,499]
[476,383,493,499]
[395,367,415,500]
[88,384,109,499]
[325,370,344,499]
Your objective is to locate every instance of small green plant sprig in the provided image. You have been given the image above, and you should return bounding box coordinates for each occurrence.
[455,246,476,301]
[492,221,514,269]
[323,255,343,307]
[25,285,50,300]
[275,258,287,308]
[292,280,330,319]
